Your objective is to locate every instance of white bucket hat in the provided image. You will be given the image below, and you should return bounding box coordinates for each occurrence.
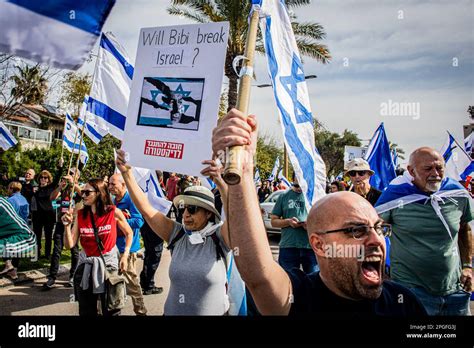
[173,185,221,222]
[344,158,375,176]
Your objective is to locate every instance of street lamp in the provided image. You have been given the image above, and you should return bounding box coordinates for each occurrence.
[256,74,317,88]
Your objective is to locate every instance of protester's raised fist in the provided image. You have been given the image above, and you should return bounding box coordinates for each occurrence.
[212,108,258,173]
[115,149,132,174]
[61,210,73,226]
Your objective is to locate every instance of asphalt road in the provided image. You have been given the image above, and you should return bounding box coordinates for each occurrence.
[0,234,281,316]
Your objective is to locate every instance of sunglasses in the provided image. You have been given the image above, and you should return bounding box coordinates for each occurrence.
[292,183,300,188]
[178,205,201,215]
[348,171,368,177]
[40,176,49,180]
[81,190,96,197]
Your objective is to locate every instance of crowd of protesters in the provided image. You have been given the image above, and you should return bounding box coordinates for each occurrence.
[1,110,473,317]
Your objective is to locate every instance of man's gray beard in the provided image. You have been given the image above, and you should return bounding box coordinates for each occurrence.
[425,181,442,193]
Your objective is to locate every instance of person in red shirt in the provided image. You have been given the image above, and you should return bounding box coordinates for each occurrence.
[62,178,133,316]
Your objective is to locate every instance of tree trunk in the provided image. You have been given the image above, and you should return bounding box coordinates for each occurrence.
[227,73,238,110]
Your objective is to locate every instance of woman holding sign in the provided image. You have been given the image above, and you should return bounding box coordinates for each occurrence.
[115,149,231,315]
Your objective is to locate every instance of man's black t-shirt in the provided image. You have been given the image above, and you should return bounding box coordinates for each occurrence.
[350,186,382,207]
[288,269,427,317]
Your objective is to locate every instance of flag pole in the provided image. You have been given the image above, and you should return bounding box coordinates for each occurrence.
[67,121,79,174]
[69,113,88,200]
[223,7,260,185]
[59,113,67,167]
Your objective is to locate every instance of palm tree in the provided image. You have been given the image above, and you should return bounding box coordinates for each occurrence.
[168,0,331,109]
[10,64,48,105]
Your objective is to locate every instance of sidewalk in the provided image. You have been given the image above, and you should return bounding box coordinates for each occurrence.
[0,264,70,288]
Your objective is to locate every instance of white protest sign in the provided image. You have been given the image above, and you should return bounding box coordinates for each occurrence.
[122,22,229,176]
[344,145,368,169]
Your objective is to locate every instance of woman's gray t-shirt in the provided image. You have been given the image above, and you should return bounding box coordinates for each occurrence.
[164,221,230,315]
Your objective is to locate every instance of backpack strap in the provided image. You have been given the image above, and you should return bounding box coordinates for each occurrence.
[166,227,186,255]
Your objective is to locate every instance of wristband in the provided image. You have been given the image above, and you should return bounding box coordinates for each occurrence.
[462,263,472,269]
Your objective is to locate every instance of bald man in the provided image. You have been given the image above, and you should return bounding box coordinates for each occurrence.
[108,173,147,315]
[375,147,473,316]
[212,109,426,316]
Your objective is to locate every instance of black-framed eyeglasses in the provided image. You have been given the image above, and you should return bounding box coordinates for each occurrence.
[319,223,392,240]
[178,205,201,215]
[81,190,96,197]
[348,170,368,177]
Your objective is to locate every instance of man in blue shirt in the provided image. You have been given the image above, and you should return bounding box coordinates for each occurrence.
[109,173,147,315]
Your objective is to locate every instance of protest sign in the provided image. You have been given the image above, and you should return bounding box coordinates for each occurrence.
[122,22,229,176]
[344,145,368,169]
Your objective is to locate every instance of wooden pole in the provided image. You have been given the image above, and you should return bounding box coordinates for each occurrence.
[223,8,260,185]
[283,145,289,178]
[69,114,88,200]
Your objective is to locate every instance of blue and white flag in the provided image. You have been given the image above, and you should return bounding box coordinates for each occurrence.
[364,123,396,191]
[254,168,261,186]
[391,148,398,168]
[226,253,247,316]
[278,169,291,189]
[63,113,88,165]
[78,96,108,144]
[201,177,217,191]
[375,171,471,241]
[464,132,473,155]
[87,32,134,140]
[141,170,172,215]
[440,132,474,181]
[268,156,280,181]
[0,121,18,150]
[256,0,326,210]
[0,0,115,70]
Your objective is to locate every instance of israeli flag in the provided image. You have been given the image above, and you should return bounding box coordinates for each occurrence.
[441,132,474,181]
[63,113,88,165]
[226,253,247,316]
[254,168,261,186]
[0,121,18,150]
[0,0,115,70]
[364,123,396,191]
[87,32,134,140]
[464,132,473,154]
[392,148,399,168]
[278,169,291,189]
[256,0,326,210]
[78,96,108,144]
[141,170,172,215]
[268,156,280,182]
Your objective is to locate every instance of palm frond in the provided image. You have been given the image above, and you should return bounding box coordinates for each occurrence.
[285,0,312,8]
[167,6,209,23]
[292,22,326,40]
[295,39,331,64]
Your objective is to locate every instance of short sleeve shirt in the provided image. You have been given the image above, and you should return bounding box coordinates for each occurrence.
[271,190,310,249]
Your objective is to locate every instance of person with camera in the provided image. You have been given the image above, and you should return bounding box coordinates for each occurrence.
[62,178,132,316]
[43,169,81,289]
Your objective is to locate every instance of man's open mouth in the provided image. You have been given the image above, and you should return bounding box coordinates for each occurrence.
[360,255,382,285]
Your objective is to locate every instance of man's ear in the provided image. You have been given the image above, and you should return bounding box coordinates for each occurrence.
[309,233,326,258]
[407,165,415,178]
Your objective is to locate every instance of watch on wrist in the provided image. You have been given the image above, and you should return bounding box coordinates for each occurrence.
[462,263,472,269]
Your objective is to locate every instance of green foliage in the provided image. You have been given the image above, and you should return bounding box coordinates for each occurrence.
[255,134,283,179]
[58,72,92,116]
[10,64,48,105]
[315,129,361,177]
[80,135,121,180]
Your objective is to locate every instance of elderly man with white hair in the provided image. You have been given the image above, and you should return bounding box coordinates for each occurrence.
[375,147,473,315]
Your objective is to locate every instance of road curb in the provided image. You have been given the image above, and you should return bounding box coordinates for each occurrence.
[0,264,71,289]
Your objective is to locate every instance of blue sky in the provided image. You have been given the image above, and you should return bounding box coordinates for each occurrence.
[79,0,474,166]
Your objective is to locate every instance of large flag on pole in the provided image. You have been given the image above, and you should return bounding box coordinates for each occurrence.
[0,122,18,150]
[254,168,261,186]
[78,96,108,144]
[440,132,474,181]
[0,0,115,70]
[268,156,280,181]
[87,32,134,140]
[63,114,88,165]
[256,0,326,209]
[364,123,396,191]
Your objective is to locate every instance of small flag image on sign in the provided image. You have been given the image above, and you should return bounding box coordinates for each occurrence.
[137,77,204,131]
